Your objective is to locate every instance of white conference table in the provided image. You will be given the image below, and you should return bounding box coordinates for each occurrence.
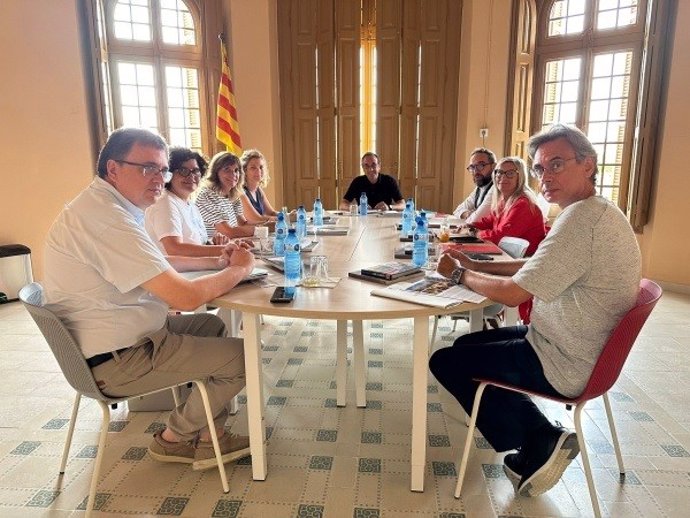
[212,213,494,492]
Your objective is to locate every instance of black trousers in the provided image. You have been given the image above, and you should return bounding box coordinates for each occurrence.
[429,326,563,452]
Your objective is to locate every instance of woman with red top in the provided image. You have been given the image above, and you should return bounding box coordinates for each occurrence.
[468,157,546,324]
[468,157,546,256]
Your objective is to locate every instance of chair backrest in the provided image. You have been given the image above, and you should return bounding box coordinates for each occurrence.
[497,236,530,259]
[577,279,662,402]
[19,283,108,401]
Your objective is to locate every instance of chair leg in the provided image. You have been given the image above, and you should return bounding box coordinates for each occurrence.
[573,403,602,518]
[85,401,112,517]
[228,395,239,415]
[602,392,625,476]
[194,380,230,493]
[454,382,487,498]
[59,393,82,474]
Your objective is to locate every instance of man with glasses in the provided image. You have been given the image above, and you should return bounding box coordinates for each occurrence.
[339,152,405,211]
[431,124,641,497]
[44,127,255,471]
[453,147,497,222]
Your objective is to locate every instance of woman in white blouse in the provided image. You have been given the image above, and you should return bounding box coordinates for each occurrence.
[196,152,256,239]
[145,147,229,256]
[240,149,278,224]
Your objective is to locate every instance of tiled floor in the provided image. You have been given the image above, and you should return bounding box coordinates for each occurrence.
[1,290,690,517]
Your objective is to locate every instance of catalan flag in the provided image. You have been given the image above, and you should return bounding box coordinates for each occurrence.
[216,39,242,155]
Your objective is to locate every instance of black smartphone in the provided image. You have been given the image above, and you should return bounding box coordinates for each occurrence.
[466,253,494,261]
[270,286,294,303]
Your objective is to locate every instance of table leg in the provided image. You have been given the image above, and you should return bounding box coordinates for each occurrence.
[468,308,484,333]
[411,315,429,491]
[353,320,367,408]
[242,312,267,480]
[336,320,347,407]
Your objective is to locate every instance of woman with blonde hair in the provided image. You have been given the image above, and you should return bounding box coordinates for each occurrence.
[240,149,279,223]
[196,151,256,239]
[468,156,546,256]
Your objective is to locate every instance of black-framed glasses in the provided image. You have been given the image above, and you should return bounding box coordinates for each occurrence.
[493,169,518,179]
[530,157,577,179]
[175,167,203,178]
[115,160,172,182]
[466,161,492,173]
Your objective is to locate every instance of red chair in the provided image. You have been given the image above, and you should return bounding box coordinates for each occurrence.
[454,279,662,518]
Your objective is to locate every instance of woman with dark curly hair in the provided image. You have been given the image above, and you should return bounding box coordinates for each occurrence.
[145,146,229,256]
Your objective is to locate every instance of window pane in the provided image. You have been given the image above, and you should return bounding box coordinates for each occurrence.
[586,51,633,205]
[113,0,152,42]
[161,0,196,46]
[165,65,201,148]
[541,57,581,129]
[597,0,639,30]
[548,0,586,36]
[117,61,158,130]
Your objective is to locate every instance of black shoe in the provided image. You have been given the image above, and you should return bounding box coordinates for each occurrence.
[517,426,580,497]
[503,450,526,491]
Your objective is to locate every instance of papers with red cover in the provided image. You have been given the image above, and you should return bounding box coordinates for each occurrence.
[440,242,503,255]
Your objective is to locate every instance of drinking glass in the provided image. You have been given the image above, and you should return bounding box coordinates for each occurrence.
[302,255,329,287]
[254,226,269,258]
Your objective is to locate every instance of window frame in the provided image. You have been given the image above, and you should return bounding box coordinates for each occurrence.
[79,0,225,159]
[532,0,650,211]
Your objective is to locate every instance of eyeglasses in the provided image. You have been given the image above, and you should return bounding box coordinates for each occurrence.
[493,169,518,179]
[530,157,578,179]
[466,162,492,173]
[115,160,172,182]
[175,167,203,178]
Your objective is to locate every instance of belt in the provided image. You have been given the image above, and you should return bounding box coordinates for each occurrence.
[86,348,130,368]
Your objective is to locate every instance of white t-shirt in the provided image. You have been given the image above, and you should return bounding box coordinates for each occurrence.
[513,196,641,397]
[44,177,170,358]
[145,190,208,253]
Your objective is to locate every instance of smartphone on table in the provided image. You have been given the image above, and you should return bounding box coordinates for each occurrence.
[270,286,294,303]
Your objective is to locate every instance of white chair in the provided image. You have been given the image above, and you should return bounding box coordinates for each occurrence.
[19,283,231,517]
[430,236,530,345]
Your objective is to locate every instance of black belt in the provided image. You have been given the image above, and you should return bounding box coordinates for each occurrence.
[87,348,130,368]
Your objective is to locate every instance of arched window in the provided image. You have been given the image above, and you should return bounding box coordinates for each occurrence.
[530,0,674,226]
[81,0,225,156]
[105,0,204,150]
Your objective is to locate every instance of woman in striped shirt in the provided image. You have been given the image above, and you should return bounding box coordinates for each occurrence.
[196,152,256,239]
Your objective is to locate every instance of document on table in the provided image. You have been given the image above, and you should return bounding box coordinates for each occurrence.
[370,273,486,308]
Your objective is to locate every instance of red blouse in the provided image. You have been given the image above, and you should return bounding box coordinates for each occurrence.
[472,195,546,256]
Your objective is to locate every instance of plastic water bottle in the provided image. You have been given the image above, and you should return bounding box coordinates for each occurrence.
[273,212,287,256]
[400,200,413,237]
[359,192,368,216]
[296,205,307,239]
[284,228,301,296]
[408,197,415,214]
[412,216,428,268]
[313,198,324,226]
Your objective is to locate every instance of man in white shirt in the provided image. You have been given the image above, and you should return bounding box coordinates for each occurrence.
[44,128,255,471]
[452,147,497,223]
[432,124,640,497]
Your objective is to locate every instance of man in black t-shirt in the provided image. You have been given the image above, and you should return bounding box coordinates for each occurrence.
[339,152,405,210]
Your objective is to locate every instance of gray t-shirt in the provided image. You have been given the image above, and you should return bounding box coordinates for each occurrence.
[513,196,641,397]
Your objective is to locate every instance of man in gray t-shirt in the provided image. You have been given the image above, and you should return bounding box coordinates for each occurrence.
[430,124,641,498]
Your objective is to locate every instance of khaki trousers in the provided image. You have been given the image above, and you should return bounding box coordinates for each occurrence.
[92,313,245,440]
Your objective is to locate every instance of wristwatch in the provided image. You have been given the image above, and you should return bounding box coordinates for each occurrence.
[451,267,466,285]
